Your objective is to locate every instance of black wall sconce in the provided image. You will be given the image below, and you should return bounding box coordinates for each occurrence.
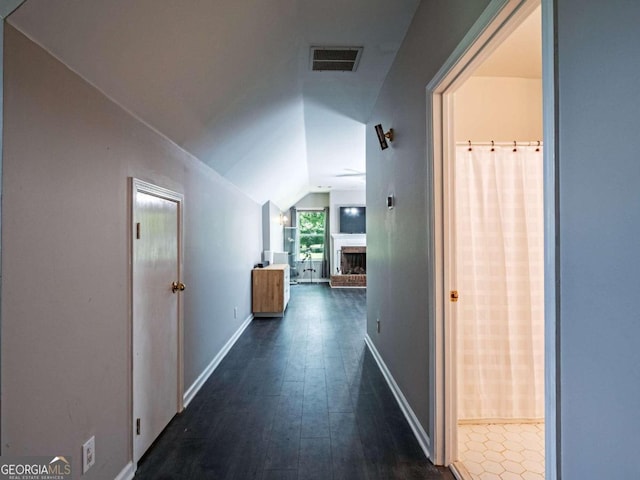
[375,124,394,150]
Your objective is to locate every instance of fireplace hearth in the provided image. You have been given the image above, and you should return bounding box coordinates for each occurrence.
[330,245,366,288]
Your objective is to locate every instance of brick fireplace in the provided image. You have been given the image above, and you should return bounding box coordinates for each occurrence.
[341,246,366,274]
[330,235,367,287]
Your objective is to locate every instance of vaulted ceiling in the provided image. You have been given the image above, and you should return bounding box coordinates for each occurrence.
[9,0,420,208]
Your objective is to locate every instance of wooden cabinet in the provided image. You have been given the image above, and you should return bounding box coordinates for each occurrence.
[252,264,290,317]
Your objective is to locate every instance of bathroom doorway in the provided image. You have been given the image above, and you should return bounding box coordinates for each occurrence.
[451,6,544,480]
[427,0,555,478]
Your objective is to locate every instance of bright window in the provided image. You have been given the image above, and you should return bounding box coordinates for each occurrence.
[298,211,325,261]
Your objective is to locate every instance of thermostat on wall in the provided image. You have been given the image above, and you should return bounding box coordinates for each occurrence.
[387,194,395,209]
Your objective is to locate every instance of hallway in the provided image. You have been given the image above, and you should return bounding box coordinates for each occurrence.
[134,284,452,479]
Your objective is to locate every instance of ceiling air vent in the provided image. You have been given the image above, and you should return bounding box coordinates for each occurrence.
[311,47,363,72]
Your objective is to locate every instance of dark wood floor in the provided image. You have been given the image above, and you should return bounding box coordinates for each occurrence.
[135,284,453,480]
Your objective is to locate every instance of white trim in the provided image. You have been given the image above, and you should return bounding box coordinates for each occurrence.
[364,335,431,459]
[426,85,443,464]
[113,461,135,480]
[541,1,559,479]
[183,314,253,407]
[450,462,468,480]
[297,207,325,212]
[442,91,458,464]
[426,0,557,474]
[426,0,510,93]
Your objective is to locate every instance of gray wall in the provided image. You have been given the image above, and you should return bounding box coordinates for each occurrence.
[368,0,640,476]
[262,200,283,254]
[1,26,261,478]
[294,192,329,210]
[556,1,640,477]
[366,0,491,436]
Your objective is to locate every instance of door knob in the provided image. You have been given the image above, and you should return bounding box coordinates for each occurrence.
[171,281,186,293]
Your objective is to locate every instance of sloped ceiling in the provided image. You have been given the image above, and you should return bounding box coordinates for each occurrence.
[8,0,420,208]
[474,6,541,78]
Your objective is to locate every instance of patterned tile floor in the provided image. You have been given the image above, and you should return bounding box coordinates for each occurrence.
[456,423,545,480]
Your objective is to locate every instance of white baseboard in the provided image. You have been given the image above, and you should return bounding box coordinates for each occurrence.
[183,314,253,408]
[364,334,432,460]
[114,461,135,480]
[117,315,253,479]
[450,462,468,480]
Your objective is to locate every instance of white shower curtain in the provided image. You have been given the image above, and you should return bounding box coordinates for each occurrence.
[455,144,544,421]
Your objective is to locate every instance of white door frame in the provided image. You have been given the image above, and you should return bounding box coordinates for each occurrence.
[426,1,558,479]
[129,178,185,463]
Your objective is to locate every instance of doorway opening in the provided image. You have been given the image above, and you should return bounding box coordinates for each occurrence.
[427,1,556,479]
[452,7,544,480]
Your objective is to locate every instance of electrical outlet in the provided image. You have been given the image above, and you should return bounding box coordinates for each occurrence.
[377,318,381,334]
[234,307,238,319]
[82,436,95,474]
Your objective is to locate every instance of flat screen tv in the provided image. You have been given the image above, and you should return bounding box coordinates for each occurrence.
[339,206,366,234]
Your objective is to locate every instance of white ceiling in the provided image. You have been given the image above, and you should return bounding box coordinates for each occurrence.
[9,0,420,208]
[474,6,541,78]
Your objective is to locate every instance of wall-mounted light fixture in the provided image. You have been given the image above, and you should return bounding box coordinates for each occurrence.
[375,124,394,150]
[279,213,288,226]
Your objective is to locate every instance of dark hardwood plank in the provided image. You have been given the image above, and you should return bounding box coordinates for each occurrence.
[298,437,332,480]
[134,284,449,480]
[262,469,297,480]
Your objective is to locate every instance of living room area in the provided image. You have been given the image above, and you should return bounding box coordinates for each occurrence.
[261,189,366,288]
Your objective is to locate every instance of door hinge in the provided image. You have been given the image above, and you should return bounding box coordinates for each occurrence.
[136,223,141,239]
[450,290,459,302]
[136,418,141,435]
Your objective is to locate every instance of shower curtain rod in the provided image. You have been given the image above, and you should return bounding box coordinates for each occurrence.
[456,140,543,147]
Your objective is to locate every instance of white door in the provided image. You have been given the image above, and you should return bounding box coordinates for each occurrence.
[132,180,183,463]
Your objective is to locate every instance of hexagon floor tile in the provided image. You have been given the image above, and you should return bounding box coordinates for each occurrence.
[457,423,544,480]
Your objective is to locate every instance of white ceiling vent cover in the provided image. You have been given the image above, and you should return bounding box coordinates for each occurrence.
[310,47,363,72]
